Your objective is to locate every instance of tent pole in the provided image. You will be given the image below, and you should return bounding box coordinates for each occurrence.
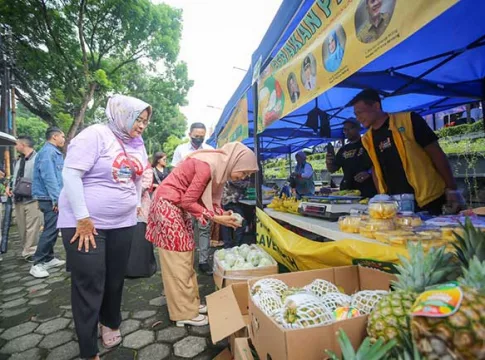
[482,78,485,133]
[432,113,437,130]
[252,82,263,209]
[288,146,292,174]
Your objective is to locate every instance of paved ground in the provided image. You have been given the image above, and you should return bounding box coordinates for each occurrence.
[0,229,227,360]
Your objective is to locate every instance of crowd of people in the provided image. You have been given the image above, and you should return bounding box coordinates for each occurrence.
[2,94,257,360]
[284,89,465,213]
[0,88,469,359]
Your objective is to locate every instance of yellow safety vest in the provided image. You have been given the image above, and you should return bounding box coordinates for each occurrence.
[361,112,445,207]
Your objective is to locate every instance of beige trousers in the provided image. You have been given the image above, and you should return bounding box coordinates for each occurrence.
[158,248,200,321]
[15,201,42,257]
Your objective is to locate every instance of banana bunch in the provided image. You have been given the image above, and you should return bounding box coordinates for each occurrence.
[284,197,301,214]
[268,195,301,214]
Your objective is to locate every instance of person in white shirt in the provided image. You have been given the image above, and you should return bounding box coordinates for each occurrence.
[171,122,214,275]
[171,123,214,167]
[470,103,483,122]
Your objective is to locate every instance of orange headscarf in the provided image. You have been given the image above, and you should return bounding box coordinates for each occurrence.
[187,142,258,211]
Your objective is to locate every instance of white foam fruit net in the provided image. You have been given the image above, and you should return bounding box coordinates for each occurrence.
[281,293,335,329]
[256,290,284,317]
[304,279,340,298]
[351,290,389,315]
[320,292,352,311]
[251,278,288,297]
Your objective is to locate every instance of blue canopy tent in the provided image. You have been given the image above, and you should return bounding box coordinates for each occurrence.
[209,0,485,205]
[209,0,484,152]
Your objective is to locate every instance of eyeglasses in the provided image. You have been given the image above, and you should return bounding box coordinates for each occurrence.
[135,117,150,127]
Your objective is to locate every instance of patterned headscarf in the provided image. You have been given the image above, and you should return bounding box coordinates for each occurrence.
[105,94,152,145]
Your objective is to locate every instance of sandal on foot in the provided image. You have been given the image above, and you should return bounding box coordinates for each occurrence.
[100,324,122,349]
[199,304,207,314]
[176,314,208,327]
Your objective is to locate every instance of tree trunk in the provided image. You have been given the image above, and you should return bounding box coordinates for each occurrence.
[65,82,96,146]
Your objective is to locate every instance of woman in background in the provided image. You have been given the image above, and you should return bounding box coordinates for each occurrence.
[152,151,168,188]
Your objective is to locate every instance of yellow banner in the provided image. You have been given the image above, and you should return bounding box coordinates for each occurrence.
[256,208,407,273]
[217,95,249,147]
[257,0,457,132]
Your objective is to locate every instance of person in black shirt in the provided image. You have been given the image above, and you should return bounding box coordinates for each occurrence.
[151,151,168,189]
[348,89,463,215]
[326,118,377,198]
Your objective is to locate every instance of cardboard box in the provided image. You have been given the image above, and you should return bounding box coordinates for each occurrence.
[213,348,232,360]
[207,282,251,349]
[247,266,395,360]
[213,250,278,289]
[233,338,255,360]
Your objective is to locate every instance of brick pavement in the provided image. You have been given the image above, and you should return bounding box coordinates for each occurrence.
[0,229,226,359]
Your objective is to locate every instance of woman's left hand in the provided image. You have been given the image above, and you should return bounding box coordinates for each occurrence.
[223,210,233,216]
[137,207,142,217]
[70,217,98,252]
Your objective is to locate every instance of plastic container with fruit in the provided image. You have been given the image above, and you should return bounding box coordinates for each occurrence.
[374,230,414,244]
[441,227,464,242]
[359,219,396,239]
[368,201,398,219]
[338,216,362,234]
[395,214,423,230]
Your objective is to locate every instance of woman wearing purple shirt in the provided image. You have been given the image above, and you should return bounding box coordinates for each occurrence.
[57,95,151,360]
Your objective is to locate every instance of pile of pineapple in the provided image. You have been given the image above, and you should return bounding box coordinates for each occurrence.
[330,218,485,360]
[250,277,388,330]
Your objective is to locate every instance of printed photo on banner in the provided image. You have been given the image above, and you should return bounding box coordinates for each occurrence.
[355,0,397,44]
[287,73,300,103]
[259,69,285,129]
[301,54,317,91]
[322,25,347,73]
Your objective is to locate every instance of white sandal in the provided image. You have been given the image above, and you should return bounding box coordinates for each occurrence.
[176,314,208,327]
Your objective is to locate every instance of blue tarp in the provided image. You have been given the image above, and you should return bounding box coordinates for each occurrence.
[208,0,485,158]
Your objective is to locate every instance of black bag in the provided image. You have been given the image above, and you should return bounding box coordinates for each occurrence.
[125,222,157,278]
[13,178,32,197]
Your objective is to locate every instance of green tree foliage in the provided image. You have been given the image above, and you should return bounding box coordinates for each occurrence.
[160,135,188,164]
[0,0,192,144]
[16,116,48,150]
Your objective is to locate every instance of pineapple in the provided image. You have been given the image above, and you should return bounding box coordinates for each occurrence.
[254,290,283,317]
[388,317,426,360]
[367,242,456,343]
[325,329,397,360]
[320,292,352,311]
[411,218,485,360]
[251,278,288,297]
[280,287,308,303]
[281,293,334,329]
[351,290,388,315]
[305,278,340,298]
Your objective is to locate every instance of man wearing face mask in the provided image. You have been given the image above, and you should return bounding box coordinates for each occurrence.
[171,123,214,275]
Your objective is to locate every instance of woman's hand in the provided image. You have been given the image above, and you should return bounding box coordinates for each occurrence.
[70,217,98,252]
[223,210,233,216]
[213,214,241,229]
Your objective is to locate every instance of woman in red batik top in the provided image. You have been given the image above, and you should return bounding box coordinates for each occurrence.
[146,142,258,327]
